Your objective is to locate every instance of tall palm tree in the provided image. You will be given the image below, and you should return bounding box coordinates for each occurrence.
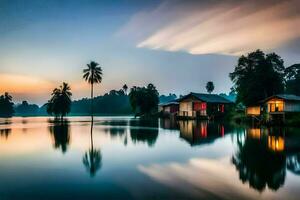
[83,61,103,116]
[122,84,128,95]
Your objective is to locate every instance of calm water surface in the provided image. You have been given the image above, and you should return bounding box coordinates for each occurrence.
[0,117,299,200]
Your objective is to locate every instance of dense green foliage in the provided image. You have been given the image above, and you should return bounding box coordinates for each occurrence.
[129,84,159,117]
[71,89,131,115]
[206,81,215,94]
[15,101,39,116]
[0,93,14,117]
[46,82,72,119]
[230,50,285,106]
[285,64,300,96]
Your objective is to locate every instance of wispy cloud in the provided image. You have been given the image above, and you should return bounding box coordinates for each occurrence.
[121,0,300,55]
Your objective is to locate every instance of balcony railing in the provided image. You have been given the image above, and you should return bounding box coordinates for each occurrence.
[178,111,196,117]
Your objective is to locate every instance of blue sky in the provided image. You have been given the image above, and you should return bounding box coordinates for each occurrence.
[1,0,300,104]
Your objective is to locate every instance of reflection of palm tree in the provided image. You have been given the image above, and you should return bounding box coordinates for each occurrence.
[232,133,286,191]
[82,122,102,177]
[49,120,70,153]
[0,129,11,139]
[83,61,103,116]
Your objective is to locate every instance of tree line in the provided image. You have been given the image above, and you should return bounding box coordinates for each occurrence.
[2,50,299,117]
[230,49,300,106]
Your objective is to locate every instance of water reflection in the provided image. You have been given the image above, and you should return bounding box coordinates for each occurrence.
[160,118,178,130]
[0,117,300,199]
[129,119,159,147]
[178,120,226,146]
[0,128,11,139]
[49,120,71,153]
[83,119,102,177]
[287,154,300,175]
[232,128,286,191]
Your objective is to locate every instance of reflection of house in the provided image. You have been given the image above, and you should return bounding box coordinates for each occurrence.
[247,127,285,153]
[177,93,233,119]
[268,136,285,152]
[179,120,225,146]
[160,118,178,130]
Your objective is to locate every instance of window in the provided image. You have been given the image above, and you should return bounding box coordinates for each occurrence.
[218,104,225,112]
[268,99,284,112]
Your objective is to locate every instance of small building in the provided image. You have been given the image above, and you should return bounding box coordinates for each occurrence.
[177,93,233,119]
[263,94,300,113]
[246,105,261,116]
[158,101,179,116]
[262,94,300,122]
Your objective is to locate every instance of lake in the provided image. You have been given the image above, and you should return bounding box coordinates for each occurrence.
[0,117,299,200]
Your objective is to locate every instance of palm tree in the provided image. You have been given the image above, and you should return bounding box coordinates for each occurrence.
[83,61,103,116]
[47,82,72,120]
[206,81,215,94]
[0,92,14,117]
[122,84,128,95]
[4,92,12,102]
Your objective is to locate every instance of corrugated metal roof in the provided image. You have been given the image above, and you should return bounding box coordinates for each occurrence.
[180,93,233,104]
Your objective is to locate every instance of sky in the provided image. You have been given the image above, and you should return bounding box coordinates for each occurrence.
[1,0,300,105]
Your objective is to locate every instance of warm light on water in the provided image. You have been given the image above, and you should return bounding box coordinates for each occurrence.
[0,117,299,200]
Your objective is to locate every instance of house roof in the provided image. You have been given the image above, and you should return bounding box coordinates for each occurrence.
[179,92,233,104]
[263,94,300,102]
[158,100,179,107]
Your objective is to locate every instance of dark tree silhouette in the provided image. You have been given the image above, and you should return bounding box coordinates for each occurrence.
[0,92,14,117]
[15,101,39,116]
[83,61,103,117]
[49,120,70,153]
[206,81,215,94]
[230,50,285,106]
[46,82,72,120]
[122,84,128,95]
[83,122,102,177]
[129,83,159,117]
[71,88,131,115]
[285,64,300,96]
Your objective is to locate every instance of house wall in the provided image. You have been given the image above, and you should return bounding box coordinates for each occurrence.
[163,106,171,113]
[158,105,163,112]
[246,106,261,115]
[163,105,179,114]
[284,101,300,112]
[179,97,198,117]
[266,98,300,113]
